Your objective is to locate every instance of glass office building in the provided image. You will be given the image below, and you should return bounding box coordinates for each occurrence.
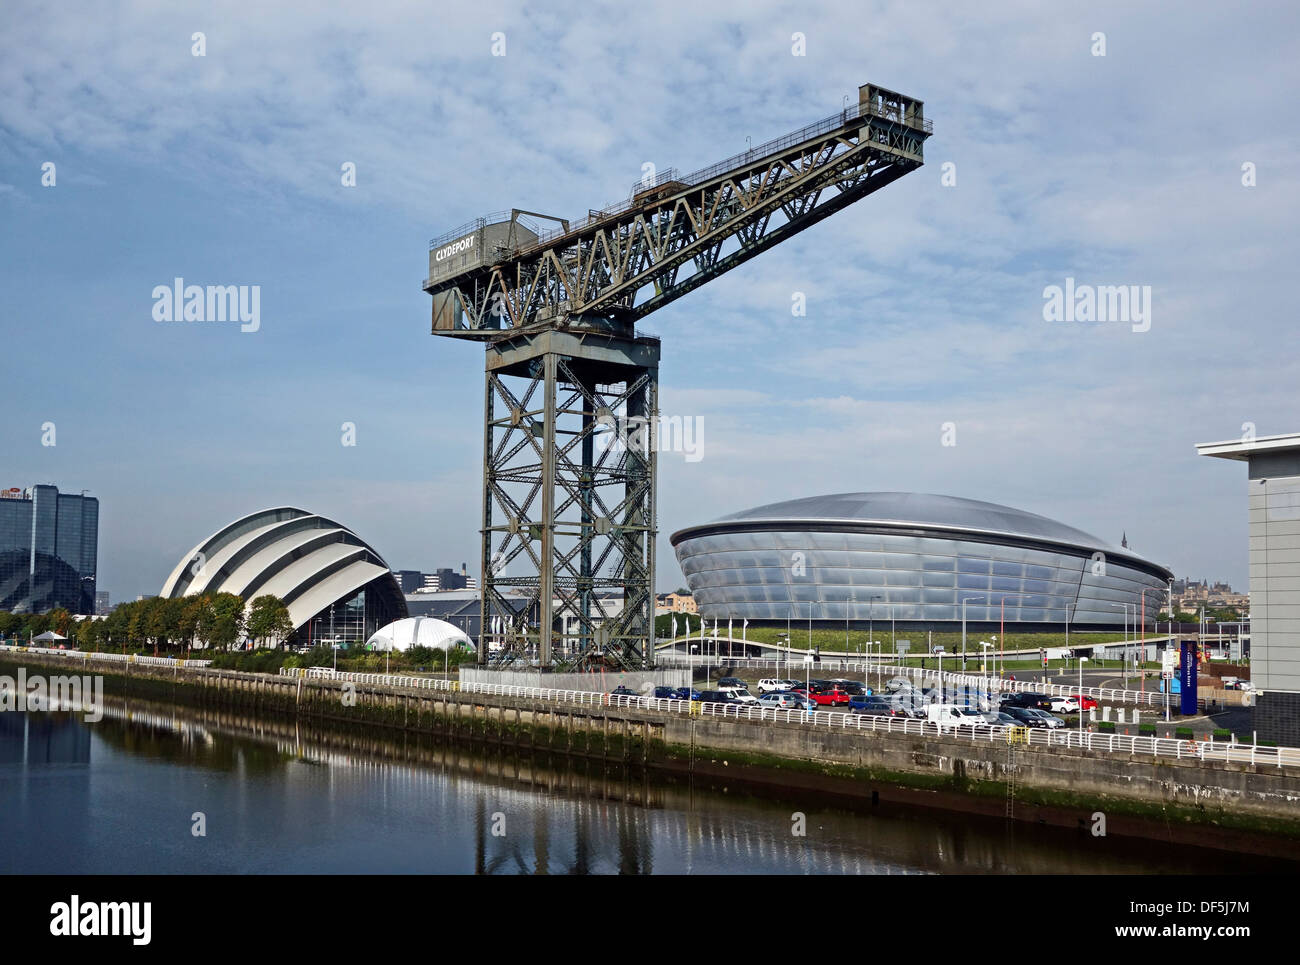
[671,493,1171,630]
[0,484,99,614]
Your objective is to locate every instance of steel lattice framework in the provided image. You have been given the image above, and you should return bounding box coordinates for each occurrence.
[425,83,931,670]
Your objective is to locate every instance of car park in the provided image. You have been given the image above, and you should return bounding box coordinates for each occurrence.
[757,678,789,694]
[1048,695,1080,713]
[671,687,702,701]
[608,685,641,698]
[652,686,678,699]
[718,677,746,690]
[885,677,914,692]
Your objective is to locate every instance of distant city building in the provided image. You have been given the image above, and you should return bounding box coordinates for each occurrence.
[419,565,476,592]
[1170,577,1247,611]
[1199,432,1300,745]
[391,569,426,594]
[95,590,111,615]
[657,592,698,614]
[0,484,99,614]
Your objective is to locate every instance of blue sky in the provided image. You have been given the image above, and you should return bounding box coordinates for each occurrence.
[2,0,1297,603]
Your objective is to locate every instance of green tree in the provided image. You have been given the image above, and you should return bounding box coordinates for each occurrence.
[205,592,246,651]
[76,616,103,652]
[142,596,178,654]
[104,601,132,652]
[25,612,51,639]
[177,596,205,651]
[246,595,294,649]
[0,611,21,641]
[127,605,145,650]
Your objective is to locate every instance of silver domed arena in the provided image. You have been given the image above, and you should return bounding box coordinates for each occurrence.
[670,493,1172,631]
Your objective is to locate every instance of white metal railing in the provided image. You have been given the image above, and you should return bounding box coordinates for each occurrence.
[275,667,1297,769]
[0,644,212,667]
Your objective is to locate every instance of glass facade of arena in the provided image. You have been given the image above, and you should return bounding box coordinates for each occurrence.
[674,528,1169,628]
[0,485,99,615]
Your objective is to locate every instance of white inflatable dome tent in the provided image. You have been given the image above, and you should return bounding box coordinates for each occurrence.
[364,617,474,652]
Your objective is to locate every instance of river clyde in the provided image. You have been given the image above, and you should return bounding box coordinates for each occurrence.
[1,698,1293,875]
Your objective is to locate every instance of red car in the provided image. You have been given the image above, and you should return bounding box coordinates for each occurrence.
[810,686,852,707]
[1073,694,1098,710]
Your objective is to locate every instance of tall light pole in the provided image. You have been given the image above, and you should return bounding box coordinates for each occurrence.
[980,642,992,678]
[1109,603,1131,687]
[961,596,985,672]
[869,595,882,667]
[1078,656,1088,739]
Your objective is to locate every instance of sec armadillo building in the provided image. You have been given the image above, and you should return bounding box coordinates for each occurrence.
[670,493,1172,630]
[161,507,407,645]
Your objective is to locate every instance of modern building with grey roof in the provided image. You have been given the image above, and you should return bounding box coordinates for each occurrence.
[160,507,407,645]
[670,492,1171,631]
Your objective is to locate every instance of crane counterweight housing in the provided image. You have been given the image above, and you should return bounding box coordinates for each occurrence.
[425,82,931,671]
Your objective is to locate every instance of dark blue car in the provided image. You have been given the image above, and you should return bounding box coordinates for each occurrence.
[671,687,702,701]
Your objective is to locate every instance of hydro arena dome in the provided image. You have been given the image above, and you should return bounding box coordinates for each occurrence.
[670,493,1173,630]
[160,507,407,644]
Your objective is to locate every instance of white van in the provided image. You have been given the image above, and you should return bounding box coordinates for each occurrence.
[719,686,759,704]
[926,704,987,730]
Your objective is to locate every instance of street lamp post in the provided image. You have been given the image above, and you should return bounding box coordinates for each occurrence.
[961,596,985,672]
[1078,657,1088,740]
[1109,603,1131,687]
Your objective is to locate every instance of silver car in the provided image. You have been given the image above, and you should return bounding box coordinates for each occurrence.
[1023,708,1065,728]
[757,692,805,710]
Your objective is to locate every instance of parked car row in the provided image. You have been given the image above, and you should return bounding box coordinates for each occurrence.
[625,681,1074,730]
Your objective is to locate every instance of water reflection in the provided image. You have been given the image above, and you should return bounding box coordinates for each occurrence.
[0,696,1293,875]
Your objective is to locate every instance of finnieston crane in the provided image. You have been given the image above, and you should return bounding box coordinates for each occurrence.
[424,83,931,671]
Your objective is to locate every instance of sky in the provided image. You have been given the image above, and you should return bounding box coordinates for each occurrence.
[2,0,1297,604]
